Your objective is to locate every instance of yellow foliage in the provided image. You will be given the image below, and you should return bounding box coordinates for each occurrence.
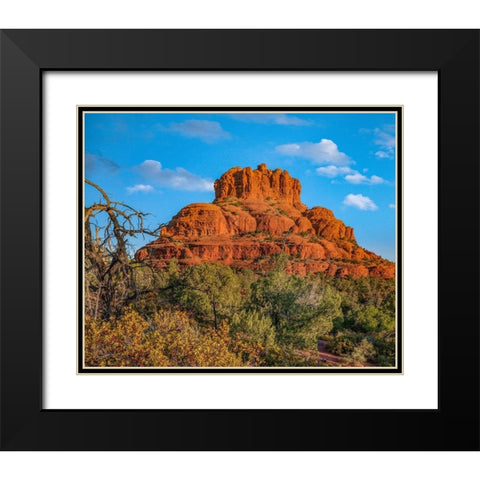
[85,307,245,367]
[231,333,265,366]
[84,309,170,367]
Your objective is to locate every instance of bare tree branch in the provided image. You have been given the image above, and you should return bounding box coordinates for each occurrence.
[84,179,163,320]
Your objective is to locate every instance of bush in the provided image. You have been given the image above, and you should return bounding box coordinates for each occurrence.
[372,334,396,366]
[84,308,169,367]
[326,334,357,356]
[349,304,395,333]
[85,249,396,367]
[345,338,376,365]
[230,310,276,348]
[85,307,246,367]
[177,263,242,329]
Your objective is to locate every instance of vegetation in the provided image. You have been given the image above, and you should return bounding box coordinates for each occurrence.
[84,181,396,368]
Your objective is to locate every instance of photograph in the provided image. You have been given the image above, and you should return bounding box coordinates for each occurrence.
[80,107,401,371]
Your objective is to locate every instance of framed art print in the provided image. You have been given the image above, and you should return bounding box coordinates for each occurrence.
[1,30,479,450]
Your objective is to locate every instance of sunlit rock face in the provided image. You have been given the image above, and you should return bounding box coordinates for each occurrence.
[136,164,394,279]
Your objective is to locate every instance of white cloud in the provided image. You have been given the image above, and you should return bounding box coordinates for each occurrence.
[360,125,396,159]
[374,128,395,150]
[343,193,378,211]
[167,120,231,143]
[126,184,154,194]
[231,114,311,126]
[345,173,386,185]
[316,165,355,177]
[389,203,396,209]
[317,165,386,185]
[344,173,365,184]
[370,175,385,184]
[136,160,214,192]
[276,139,351,165]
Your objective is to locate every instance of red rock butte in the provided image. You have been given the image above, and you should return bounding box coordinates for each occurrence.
[135,164,395,279]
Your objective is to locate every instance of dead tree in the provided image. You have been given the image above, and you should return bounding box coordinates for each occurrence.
[84,179,161,320]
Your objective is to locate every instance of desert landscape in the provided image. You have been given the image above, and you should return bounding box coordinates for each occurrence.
[82,110,397,369]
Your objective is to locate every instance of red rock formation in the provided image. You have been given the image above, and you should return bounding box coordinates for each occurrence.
[135,164,395,279]
[161,203,231,238]
[306,207,355,242]
[214,163,307,211]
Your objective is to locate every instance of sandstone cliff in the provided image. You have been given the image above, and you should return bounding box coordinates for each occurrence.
[135,164,394,279]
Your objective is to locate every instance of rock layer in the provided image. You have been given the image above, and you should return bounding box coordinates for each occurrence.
[136,164,395,279]
[214,163,306,211]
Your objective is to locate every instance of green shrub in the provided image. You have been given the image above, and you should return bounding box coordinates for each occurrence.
[345,338,376,364]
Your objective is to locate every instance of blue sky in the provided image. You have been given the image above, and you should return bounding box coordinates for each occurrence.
[84,111,397,261]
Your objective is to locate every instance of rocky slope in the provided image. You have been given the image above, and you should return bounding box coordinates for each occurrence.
[135,164,394,279]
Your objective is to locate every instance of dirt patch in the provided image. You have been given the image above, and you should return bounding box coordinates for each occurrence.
[317,340,346,366]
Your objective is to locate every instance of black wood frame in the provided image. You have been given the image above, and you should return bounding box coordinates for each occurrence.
[0,29,478,450]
